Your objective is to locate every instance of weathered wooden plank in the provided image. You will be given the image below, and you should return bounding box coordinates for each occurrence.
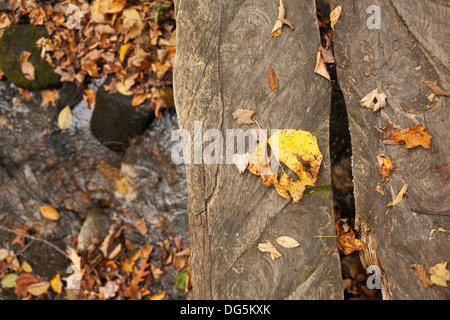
[332,0,450,299]
[174,0,343,299]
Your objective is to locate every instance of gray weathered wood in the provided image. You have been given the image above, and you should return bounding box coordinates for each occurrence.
[174,0,343,299]
[332,0,450,299]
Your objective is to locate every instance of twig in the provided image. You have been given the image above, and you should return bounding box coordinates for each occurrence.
[411,209,450,217]
[0,224,67,256]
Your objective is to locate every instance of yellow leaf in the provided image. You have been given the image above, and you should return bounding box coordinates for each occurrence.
[27,281,50,296]
[116,82,133,96]
[248,129,322,202]
[21,261,33,273]
[121,249,142,273]
[131,93,147,107]
[95,0,126,14]
[119,43,133,63]
[393,125,432,149]
[330,6,342,30]
[57,106,72,131]
[429,262,450,287]
[269,129,322,186]
[50,274,63,294]
[149,291,166,300]
[39,205,60,221]
[275,236,300,248]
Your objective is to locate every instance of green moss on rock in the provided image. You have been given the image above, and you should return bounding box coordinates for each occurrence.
[0,25,60,90]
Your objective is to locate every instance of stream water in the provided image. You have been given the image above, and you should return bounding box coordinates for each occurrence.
[0,78,189,299]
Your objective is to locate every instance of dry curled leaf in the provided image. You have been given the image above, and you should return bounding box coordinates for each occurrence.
[330,6,342,30]
[424,80,450,96]
[314,51,330,80]
[268,67,278,94]
[376,118,402,145]
[271,0,294,38]
[393,125,432,149]
[232,109,256,126]
[20,51,35,81]
[83,89,96,109]
[275,236,300,248]
[376,154,394,182]
[258,240,282,260]
[335,219,366,255]
[41,90,59,107]
[410,264,432,288]
[359,88,387,112]
[387,183,408,207]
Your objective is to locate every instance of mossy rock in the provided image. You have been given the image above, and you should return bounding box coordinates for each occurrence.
[90,77,155,151]
[0,25,60,90]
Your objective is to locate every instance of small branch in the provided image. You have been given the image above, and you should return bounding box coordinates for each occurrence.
[411,209,450,217]
[0,224,67,256]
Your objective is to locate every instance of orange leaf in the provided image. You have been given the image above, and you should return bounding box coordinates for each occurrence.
[132,94,148,107]
[83,89,96,109]
[41,90,59,107]
[39,205,60,221]
[335,219,366,255]
[376,154,394,182]
[393,125,432,149]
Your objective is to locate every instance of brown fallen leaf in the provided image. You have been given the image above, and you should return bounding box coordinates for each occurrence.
[335,219,366,255]
[20,51,35,81]
[258,240,282,260]
[387,183,408,207]
[83,89,96,109]
[232,109,256,126]
[433,164,450,185]
[410,264,432,288]
[393,125,432,149]
[135,218,147,235]
[131,93,148,107]
[27,281,50,296]
[314,51,330,80]
[18,88,31,101]
[376,118,402,145]
[359,88,387,112]
[330,6,342,30]
[271,0,294,38]
[41,90,59,107]
[318,34,335,64]
[429,262,450,287]
[424,80,450,96]
[376,154,394,182]
[268,67,278,94]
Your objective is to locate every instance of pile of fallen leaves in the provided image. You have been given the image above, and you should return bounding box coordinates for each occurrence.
[72,219,191,300]
[0,0,175,114]
[0,218,191,300]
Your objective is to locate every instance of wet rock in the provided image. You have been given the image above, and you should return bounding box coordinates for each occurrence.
[0,25,60,91]
[77,208,113,252]
[90,77,155,152]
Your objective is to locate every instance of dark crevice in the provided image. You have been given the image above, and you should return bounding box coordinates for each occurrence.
[316,0,382,300]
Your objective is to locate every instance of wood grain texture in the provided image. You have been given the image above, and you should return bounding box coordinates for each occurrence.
[331,0,450,299]
[174,0,343,299]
